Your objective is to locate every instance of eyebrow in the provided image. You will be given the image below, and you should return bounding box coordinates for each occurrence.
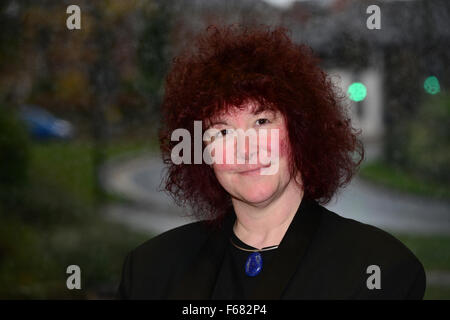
[208,120,229,127]
[207,110,276,127]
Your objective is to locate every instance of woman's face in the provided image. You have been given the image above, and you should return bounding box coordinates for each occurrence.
[205,101,299,207]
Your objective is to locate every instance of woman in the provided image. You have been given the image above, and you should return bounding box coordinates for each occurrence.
[117,25,425,299]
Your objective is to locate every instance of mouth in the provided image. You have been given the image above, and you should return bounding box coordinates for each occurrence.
[237,164,271,176]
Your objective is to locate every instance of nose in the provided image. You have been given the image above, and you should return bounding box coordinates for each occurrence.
[235,130,258,164]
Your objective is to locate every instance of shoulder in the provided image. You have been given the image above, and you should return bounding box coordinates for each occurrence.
[134,219,210,256]
[117,220,212,299]
[312,204,426,298]
[131,219,213,270]
[316,204,418,264]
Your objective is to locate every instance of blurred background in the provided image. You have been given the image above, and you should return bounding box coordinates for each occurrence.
[0,0,449,299]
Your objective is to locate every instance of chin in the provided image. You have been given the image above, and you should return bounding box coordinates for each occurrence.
[234,181,279,205]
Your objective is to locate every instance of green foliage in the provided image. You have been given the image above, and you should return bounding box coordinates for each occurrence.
[424,286,450,300]
[405,92,450,185]
[0,212,148,299]
[394,232,450,300]
[29,141,96,206]
[395,233,450,272]
[360,161,450,199]
[0,106,30,208]
[0,1,22,71]
[0,139,151,298]
[136,2,172,122]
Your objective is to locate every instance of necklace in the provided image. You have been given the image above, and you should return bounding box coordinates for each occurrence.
[229,237,279,277]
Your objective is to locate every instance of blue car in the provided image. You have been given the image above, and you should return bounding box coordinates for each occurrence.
[18,104,75,140]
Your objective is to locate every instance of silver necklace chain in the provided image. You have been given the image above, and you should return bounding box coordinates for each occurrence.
[229,237,279,252]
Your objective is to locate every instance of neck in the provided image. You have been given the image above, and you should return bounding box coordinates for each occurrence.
[232,177,304,250]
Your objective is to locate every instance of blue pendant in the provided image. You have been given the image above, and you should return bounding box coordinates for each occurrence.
[245,252,263,277]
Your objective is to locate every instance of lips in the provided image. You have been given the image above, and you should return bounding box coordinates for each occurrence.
[237,164,271,175]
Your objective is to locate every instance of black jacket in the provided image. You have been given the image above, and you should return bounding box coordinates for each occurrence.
[117,198,426,299]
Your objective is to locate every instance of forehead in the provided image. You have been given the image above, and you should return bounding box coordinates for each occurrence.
[208,100,279,123]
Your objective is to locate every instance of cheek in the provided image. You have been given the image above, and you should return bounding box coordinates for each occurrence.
[279,134,291,159]
[279,125,292,160]
[265,126,290,159]
[207,137,237,167]
[212,165,235,191]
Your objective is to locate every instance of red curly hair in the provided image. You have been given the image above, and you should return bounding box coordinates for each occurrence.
[159,25,364,223]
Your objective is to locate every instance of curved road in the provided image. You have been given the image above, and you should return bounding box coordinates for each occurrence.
[101,153,450,236]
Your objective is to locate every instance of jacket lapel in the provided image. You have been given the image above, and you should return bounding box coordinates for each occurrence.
[167,198,322,299]
[167,208,236,299]
[248,198,322,299]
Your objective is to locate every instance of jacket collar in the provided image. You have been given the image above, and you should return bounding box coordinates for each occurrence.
[168,197,322,299]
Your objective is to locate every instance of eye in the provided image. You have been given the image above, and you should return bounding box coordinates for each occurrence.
[215,128,233,138]
[256,118,270,126]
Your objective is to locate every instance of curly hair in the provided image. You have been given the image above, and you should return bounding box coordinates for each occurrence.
[158,25,364,223]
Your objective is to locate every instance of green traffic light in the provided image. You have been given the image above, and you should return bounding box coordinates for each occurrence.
[348,82,367,102]
[424,76,440,95]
